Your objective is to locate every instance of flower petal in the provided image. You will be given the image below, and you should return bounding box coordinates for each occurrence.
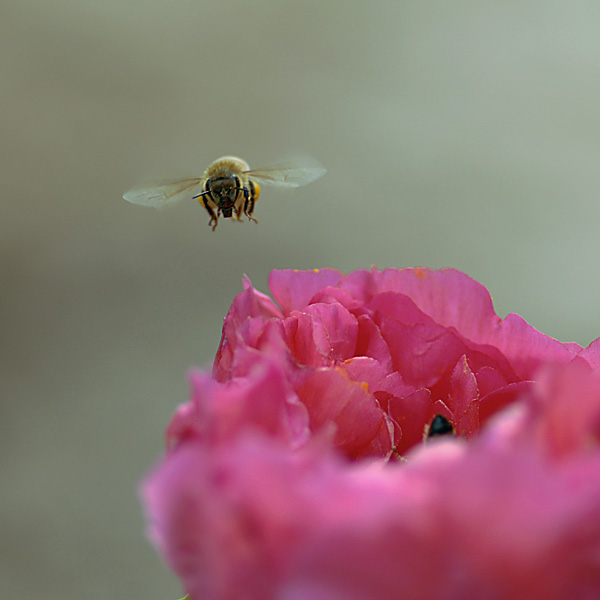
[269,269,345,314]
[295,367,392,458]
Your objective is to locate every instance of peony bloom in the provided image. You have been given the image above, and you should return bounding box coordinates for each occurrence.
[143,268,600,599]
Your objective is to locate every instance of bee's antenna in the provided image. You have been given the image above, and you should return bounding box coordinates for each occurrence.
[192,191,211,199]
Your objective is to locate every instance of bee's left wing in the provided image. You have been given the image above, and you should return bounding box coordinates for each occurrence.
[245,159,326,189]
[123,177,204,209]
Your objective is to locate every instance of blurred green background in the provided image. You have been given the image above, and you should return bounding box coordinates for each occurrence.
[2,1,600,598]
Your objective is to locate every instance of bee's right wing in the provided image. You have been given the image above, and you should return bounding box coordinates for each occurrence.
[245,157,326,189]
[123,177,204,209]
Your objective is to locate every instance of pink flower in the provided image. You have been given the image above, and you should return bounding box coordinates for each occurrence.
[142,268,600,599]
[208,267,584,456]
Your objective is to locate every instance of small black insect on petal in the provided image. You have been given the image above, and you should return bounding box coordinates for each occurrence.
[426,414,455,439]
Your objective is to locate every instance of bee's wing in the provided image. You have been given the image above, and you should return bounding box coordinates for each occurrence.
[123,177,204,209]
[245,159,326,188]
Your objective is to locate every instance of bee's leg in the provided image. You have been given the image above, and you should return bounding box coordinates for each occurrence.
[236,187,249,222]
[245,200,258,224]
[199,198,219,231]
[244,182,260,224]
[234,195,244,222]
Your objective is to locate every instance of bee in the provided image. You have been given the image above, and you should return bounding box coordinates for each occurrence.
[123,155,326,231]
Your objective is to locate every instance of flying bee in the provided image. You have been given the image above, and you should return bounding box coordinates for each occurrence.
[123,155,326,231]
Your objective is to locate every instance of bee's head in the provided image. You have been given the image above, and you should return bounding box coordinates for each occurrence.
[207,175,243,218]
[209,175,235,192]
